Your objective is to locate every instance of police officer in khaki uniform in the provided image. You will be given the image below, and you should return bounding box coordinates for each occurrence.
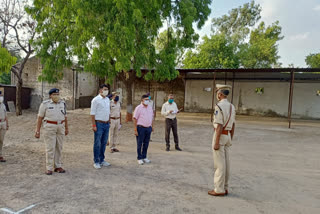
[208,84,236,196]
[35,88,69,175]
[109,93,121,153]
[0,91,9,162]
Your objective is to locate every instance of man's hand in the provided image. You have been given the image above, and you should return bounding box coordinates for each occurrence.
[6,126,9,131]
[92,126,97,132]
[134,129,138,136]
[152,127,154,132]
[65,129,69,136]
[214,143,220,150]
[169,110,173,114]
[35,131,40,138]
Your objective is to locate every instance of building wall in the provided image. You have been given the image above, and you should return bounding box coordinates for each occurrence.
[185,79,320,119]
[116,76,185,111]
[11,57,98,111]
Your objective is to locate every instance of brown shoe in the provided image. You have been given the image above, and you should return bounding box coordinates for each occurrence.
[45,170,53,175]
[208,190,225,196]
[0,157,6,162]
[112,148,119,152]
[54,168,66,173]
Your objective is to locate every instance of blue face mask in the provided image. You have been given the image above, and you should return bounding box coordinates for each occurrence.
[168,99,174,104]
[149,96,151,100]
[114,96,119,102]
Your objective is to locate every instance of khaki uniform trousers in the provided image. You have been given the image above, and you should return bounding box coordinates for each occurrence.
[109,118,120,149]
[44,123,65,171]
[213,133,231,193]
[0,122,6,157]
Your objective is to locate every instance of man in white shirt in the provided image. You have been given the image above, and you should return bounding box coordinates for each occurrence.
[161,94,182,151]
[90,84,111,169]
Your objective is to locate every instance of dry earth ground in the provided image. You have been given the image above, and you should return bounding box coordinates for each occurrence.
[0,109,320,214]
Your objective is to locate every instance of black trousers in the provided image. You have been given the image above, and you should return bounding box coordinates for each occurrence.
[165,118,179,148]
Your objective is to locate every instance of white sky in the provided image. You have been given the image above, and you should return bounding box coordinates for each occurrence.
[194,0,320,67]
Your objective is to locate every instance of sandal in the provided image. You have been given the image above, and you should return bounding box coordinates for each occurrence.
[0,157,6,162]
[54,168,66,173]
[45,170,53,175]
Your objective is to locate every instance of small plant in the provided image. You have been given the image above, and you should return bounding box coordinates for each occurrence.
[255,87,264,95]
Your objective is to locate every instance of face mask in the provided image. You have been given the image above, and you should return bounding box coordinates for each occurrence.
[143,100,149,105]
[0,97,3,103]
[168,99,174,104]
[149,96,151,100]
[102,90,109,97]
[114,96,119,102]
[52,95,60,103]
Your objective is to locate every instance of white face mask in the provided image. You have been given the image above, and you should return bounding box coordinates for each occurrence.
[0,97,3,103]
[143,100,149,105]
[102,90,109,97]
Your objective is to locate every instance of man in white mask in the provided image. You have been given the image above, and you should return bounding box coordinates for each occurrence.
[35,88,69,175]
[0,91,9,163]
[90,84,111,169]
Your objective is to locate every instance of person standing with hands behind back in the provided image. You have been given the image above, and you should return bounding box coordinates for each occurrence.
[133,94,154,165]
[90,84,111,169]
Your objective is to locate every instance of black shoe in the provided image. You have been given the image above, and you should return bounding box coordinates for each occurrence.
[175,146,182,151]
[166,147,170,151]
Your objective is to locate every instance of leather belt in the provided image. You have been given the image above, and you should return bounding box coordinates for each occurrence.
[214,128,230,135]
[110,117,120,120]
[221,130,230,135]
[166,118,176,120]
[46,120,65,125]
[0,119,5,122]
[138,125,151,128]
[96,120,110,124]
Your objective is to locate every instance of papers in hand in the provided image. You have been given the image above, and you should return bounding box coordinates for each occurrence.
[172,110,178,114]
[118,124,122,131]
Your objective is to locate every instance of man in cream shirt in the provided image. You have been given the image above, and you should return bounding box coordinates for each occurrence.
[0,91,9,163]
[161,94,182,151]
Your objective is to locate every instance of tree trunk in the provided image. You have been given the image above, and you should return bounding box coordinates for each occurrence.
[118,71,135,122]
[125,79,133,122]
[16,79,22,116]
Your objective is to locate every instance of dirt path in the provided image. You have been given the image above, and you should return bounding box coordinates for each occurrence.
[0,110,319,214]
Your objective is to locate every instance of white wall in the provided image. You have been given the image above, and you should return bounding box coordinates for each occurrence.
[185,79,320,119]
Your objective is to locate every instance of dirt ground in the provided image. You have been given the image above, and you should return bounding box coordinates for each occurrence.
[0,109,320,214]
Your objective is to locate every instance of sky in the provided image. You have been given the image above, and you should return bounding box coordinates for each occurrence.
[195,0,320,67]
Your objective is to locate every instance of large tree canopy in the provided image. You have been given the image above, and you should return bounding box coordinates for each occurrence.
[27,0,212,83]
[184,0,283,69]
[305,53,320,68]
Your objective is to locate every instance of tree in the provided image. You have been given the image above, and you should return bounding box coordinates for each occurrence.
[28,0,212,120]
[183,34,239,68]
[183,0,283,69]
[0,43,16,75]
[0,0,36,115]
[305,53,320,68]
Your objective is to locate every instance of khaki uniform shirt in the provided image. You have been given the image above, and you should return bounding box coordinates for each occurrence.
[161,101,179,119]
[213,99,235,130]
[0,103,7,121]
[110,100,121,118]
[38,99,67,121]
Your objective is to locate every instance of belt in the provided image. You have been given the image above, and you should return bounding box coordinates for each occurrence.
[110,117,120,120]
[166,118,176,120]
[96,120,110,124]
[137,125,151,128]
[214,128,230,135]
[221,130,230,135]
[46,120,65,125]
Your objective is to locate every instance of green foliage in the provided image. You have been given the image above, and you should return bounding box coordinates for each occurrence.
[0,43,17,75]
[184,0,283,69]
[27,0,212,83]
[305,53,320,68]
[184,34,239,68]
